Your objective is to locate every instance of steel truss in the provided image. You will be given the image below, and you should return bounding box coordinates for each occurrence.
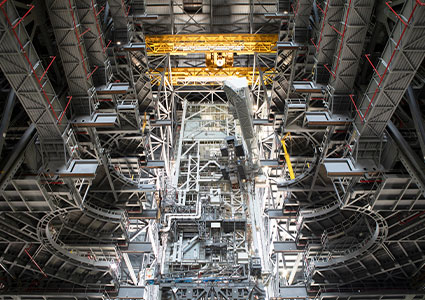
[0,0,159,295]
[142,0,279,35]
[145,34,278,55]
[264,0,425,298]
[1,0,425,299]
[0,0,67,140]
[313,0,345,84]
[157,99,265,299]
[327,0,375,114]
[354,0,425,141]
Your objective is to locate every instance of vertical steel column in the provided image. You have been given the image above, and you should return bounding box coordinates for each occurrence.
[46,0,96,115]
[327,0,375,113]
[406,86,425,162]
[0,1,67,139]
[313,0,345,84]
[0,89,15,155]
[76,0,112,87]
[293,0,313,43]
[108,0,132,43]
[355,0,425,139]
[387,121,425,195]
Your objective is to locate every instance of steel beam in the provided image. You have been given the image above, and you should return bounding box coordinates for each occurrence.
[145,33,278,55]
[0,89,15,155]
[113,286,145,299]
[0,1,68,138]
[387,121,425,195]
[76,0,112,86]
[0,124,36,191]
[273,241,303,253]
[314,0,345,84]
[122,242,153,253]
[407,86,425,162]
[277,286,308,298]
[46,0,96,115]
[122,252,138,285]
[327,0,375,113]
[355,0,425,139]
[293,0,313,43]
[151,67,275,86]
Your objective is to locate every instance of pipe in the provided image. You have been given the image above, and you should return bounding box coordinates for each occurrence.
[160,196,203,232]
[24,246,48,278]
[399,210,425,225]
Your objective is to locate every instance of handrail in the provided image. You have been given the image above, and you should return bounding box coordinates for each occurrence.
[37,208,121,272]
[305,206,387,270]
[278,147,320,187]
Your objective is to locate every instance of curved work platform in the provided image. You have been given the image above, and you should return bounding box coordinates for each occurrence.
[37,208,120,271]
[299,200,341,221]
[83,200,128,224]
[311,206,387,269]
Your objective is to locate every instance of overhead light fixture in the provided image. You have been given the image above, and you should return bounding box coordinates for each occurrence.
[116,41,121,45]
[216,58,225,67]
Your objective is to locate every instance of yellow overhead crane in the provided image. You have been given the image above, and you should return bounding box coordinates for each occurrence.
[150,67,275,86]
[144,33,278,86]
[145,33,278,55]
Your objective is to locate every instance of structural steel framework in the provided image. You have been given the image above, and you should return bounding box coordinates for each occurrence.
[145,33,278,55]
[150,67,275,86]
[0,0,424,300]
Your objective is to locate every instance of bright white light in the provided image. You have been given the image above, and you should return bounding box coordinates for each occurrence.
[110,262,118,270]
[284,10,288,14]
[267,90,272,98]
[117,41,122,45]
[216,58,225,67]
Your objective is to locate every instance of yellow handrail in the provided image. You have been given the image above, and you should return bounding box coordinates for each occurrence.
[281,133,295,180]
[142,112,147,134]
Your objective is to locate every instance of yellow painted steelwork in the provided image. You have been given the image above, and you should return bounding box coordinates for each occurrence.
[150,67,275,86]
[145,34,278,55]
[281,133,295,180]
[142,112,147,133]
